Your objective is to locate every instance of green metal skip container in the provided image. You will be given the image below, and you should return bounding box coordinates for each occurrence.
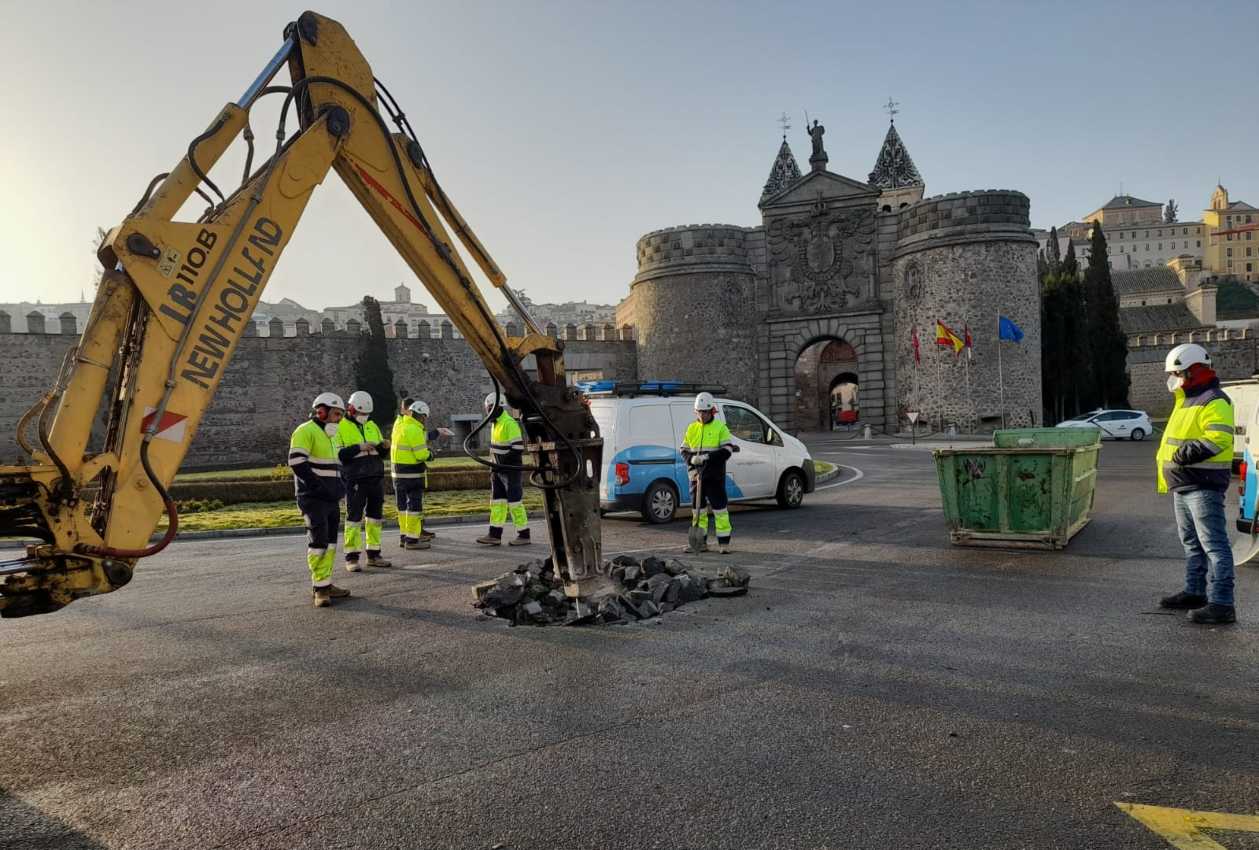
[932,428,1101,549]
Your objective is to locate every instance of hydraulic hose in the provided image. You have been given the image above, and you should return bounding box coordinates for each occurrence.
[75,438,178,559]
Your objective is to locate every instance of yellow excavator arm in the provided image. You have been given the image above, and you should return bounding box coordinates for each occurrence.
[0,11,603,618]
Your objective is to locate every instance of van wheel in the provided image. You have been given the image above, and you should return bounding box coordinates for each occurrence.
[776,470,806,509]
[1130,428,1145,442]
[642,480,679,524]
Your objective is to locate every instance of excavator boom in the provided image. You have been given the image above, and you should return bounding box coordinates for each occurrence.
[0,12,603,618]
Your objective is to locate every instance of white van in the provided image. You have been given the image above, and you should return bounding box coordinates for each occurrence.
[582,382,816,523]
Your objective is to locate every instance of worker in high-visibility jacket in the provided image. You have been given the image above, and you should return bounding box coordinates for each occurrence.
[393,400,437,550]
[391,397,417,549]
[680,391,739,554]
[1155,342,1237,625]
[477,392,530,546]
[333,390,392,571]
[288,392,351,608]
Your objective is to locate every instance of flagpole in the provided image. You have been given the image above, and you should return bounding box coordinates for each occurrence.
[964,345,972,432]
[997,312,1006,430]
[936,339,942,433]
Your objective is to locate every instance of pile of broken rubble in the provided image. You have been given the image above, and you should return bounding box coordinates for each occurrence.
[473,554,750,626]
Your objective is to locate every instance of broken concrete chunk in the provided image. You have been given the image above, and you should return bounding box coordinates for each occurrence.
[473,552,749,626]
[641,556,669,577]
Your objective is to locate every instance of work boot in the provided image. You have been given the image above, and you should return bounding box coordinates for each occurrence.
[313,588,331,608]
[399,537,407,550]
[345,557,362,573]
[718,544,731,555]
[326,584,351,599]
[1190,603,1236,625]
[508,530,532,547]
[684,542,709,554]
[404,539,431,550]
[1159,591,1207,610]
[419,529,436,541]
[366,553,393,568]
[477,529,503,546]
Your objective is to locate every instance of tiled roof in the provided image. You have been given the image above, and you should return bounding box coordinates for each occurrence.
[760,138,802,203]
[1119,303,1207,335]
[1111,266,1182,296]
[1101,194,1161,210]
[868,123,923,190]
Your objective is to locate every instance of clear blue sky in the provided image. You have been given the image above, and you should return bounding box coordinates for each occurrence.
[1,0,1255,313]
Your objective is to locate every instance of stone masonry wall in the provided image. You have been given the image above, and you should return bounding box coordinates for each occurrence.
[0,328,636,469]
[630,225,759,403]
[1128,329,1256,419]
[893,191,1040,431]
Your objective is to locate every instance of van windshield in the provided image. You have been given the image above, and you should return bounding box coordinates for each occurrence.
[588,402,616,439]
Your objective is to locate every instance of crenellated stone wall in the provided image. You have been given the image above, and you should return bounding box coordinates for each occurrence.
[893,191,1041,430]
[0,324,637,469]
[1128,329,1257,418]
[628,225,760,403]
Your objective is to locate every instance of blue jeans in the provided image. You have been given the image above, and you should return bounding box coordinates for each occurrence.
[1173,489,1236,606]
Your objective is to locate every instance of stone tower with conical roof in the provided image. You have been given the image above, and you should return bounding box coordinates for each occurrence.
[868,120,925,212]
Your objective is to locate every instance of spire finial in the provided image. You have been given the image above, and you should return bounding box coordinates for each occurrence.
[777,111,791,140]
[883,96,900,123]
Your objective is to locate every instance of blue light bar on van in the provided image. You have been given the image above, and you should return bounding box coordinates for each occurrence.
[575,380,727,397]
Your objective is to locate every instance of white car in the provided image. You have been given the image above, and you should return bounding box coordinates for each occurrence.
[581,381,816,523]
[1056,409,1153,441]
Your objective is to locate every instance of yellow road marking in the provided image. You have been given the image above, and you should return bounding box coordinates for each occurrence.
[1116,802,1259,848]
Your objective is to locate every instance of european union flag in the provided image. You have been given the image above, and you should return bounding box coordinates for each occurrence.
[999,315,1024,343]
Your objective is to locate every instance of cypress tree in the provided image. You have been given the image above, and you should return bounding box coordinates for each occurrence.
[1061,241,1079,280]
[1045,226,1062,273]
[354,296,398,434]
[1083,224,1129,408]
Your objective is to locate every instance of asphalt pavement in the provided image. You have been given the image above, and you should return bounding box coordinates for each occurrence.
[3,437,1257,849]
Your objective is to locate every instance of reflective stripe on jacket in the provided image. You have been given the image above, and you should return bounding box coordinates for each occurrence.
[391,415,431,479]
[333,417,385,480]
[289,419,344,502]
[490,411,525,466]
[681,419,736,484]
[1156,379,1234,493]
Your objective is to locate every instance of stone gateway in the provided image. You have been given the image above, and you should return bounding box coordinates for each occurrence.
[617,118,1042,433]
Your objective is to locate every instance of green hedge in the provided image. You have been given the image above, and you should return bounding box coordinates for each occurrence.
[170,468,491,506]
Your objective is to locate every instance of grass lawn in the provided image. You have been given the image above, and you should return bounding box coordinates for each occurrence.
[165,489,546,532]
[175,456,484,482]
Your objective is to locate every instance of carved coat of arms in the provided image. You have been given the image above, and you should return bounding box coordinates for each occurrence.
[768,193,875,313]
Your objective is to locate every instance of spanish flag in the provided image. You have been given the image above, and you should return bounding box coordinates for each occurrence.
[935,320,964,355]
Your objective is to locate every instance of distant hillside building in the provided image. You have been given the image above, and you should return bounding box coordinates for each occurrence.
[1203,184,1258,283]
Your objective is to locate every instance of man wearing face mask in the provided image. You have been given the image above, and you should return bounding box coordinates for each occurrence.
[289,393,351,608]
[1156,343,1237,625]
[334,390,392,572]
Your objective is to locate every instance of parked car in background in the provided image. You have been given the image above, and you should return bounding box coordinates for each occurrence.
[1055,409,1153,441]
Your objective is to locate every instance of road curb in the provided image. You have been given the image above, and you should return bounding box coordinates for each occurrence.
[815,464,843,485]
[1,468,848,549]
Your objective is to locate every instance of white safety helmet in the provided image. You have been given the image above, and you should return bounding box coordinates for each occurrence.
[347,390,373,414]
[1165,343,1211,373]
[311,392,345,412]
[484,392,500,416]
[693,391,716,412]
[409,400,430,417]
